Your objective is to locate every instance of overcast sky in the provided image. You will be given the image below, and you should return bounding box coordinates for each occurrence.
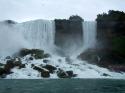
[0,0,125,22]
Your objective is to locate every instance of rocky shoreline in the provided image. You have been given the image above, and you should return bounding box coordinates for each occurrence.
[0,49,77,79]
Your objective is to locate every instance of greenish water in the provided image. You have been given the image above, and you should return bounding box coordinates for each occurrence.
[0,79,125,93]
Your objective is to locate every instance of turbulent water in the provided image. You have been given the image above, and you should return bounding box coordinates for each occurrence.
[0,20,125,79]
[0,21,29,56]
[17,20,55,53]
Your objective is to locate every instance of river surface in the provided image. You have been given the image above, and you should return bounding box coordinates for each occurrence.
[0,79,125,93]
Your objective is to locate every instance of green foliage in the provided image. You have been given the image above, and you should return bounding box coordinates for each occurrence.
[112,37,125,55]
[96,10,125,22]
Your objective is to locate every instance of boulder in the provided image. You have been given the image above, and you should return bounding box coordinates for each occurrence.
[0,68,5,76]
[43,60,50,63]
[78,49,99,64]
[41,70,50,78]
[19,48,50,59]
[43,65,57,73]
[102,73,110,77]
[57,69,76,78]
[4,60,15,73]
[33,66,50,78]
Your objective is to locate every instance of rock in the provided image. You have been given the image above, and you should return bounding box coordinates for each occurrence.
[33,66,50,78]
[41,70,50,78]
[43,65,57,73]
[57,69,76,78]
[0,68,5,76]
[19,64,26,69]
[43,60,50,63]
[78,49,99,64]
[31,64,35,68]
[0,74,6,78]
[66,71,77,77]
[102,73,110,77]
[4,60,15,73]
[5,56,11,59]
[29,57,34,60]
[33,66,44,72]
[0,63,4,67]
[19,48,50,59]
[14,61,22,67]
[57,69,68,78]
[43,54,50,58]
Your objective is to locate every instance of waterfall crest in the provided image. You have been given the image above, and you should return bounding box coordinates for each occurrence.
[18,20,55,53]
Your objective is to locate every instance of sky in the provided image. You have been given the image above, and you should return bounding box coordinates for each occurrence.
[0,0,125,22]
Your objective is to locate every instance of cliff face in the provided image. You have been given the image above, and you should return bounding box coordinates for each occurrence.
[54,16,84,55]
[78,10,125,72]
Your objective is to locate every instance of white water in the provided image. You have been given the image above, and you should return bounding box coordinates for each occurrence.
[83,21,97,50]
[0,21,29,56]
[17,20,55,53]
[0,20,125,79]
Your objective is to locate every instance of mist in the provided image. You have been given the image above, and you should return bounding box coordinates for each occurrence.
[0,21,30,56]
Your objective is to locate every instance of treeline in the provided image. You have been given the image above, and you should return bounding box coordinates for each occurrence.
[96,10,125,22]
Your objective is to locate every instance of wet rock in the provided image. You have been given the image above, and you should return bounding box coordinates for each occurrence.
[33,66,50,78]
[19,64,26,69]
[57,69,68,78]
[5,56,11,59]
[29,57,34,60]
[43,54,50,58]
[66,71,77,77]
[57,69,76,78]
[19,48,50,59]
[43,59,50,63]
[0,68,5,76]
[4,60,15,73]
[33,66,44,72]
[41,70,50,78]
[43,65,57,73]
[78,49,99,63]
[0,63,4,67]
[102,73,110,77]
[14,61,22,67]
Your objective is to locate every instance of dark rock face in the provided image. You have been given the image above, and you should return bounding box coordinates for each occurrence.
[57,69,76,78]
[78,49,99,64]
[55,15,84,55]
[33,66,50,78]
[19,48,50,59]
[78,49,125,72]
[78,10,125,72]
[0,58,26,78]
[43,65,57,73]
[41,70,50,78]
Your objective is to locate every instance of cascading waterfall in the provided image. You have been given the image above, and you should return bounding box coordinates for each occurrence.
[82,21,97,50]
[0,21,29,56]
[17,20,55,53]
[0,19,97,57]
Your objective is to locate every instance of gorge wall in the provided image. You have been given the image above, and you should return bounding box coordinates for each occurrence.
[54,16,84,56]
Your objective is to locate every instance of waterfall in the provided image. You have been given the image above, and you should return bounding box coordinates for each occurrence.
[82,21,97,50]
[0,20,55,56]
[0,21,29,56]
[18,19,55,53]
